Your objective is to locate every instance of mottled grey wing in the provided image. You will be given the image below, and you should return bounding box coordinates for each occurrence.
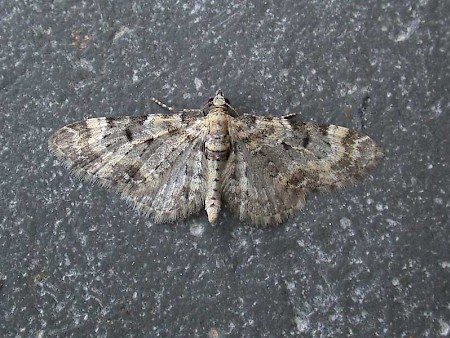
[49,114,209,223]
[224,114,383,226]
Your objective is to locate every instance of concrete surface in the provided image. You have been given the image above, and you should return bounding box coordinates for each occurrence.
[1,0,449,337]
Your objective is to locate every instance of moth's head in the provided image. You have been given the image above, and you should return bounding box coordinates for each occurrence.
[209,89,230,107]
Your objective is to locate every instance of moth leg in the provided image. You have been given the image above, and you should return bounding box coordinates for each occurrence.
[225,103,241,117]
[151,97,206,114]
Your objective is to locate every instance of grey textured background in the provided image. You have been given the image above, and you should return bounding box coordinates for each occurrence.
[1,0,449,337]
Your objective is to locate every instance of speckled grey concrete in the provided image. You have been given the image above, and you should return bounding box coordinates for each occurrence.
[1,1,449,337]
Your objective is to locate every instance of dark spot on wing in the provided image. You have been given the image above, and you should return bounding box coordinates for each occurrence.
[287,120,306,131]
[302,135,310,148]
[135,116,147,125]
[125,128,133,142]
[319,124,329,136]
[342,129,360,148]
[281,141,291,151]
[243,115,257,125]
[105,117,115,128]
[126,164,141,179]
[167,128,180,137]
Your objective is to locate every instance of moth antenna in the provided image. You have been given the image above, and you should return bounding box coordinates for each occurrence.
[151,97,204,114]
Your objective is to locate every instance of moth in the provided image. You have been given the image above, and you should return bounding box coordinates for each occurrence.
[49,90,383,226]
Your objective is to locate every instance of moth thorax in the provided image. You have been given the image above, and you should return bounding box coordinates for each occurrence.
[208,105,228,115]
